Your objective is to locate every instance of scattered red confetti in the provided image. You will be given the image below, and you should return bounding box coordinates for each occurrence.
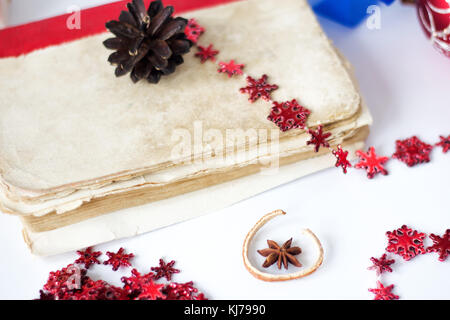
[195,44,219,63]
[239,74,279,103]
[218,60,244,78]
[368,254,395,275]
[121,269,156,299]
[136,279,165,300]
[185,18,205,43]
[151,259,180,281]
[427,229,450,262]
[332,145,352,173]
[164,281,198,300]
[68,279,125,300]
[386,225,426,261]
[75,247,102,269]
[354,147,389,179]
[436,135,450,153]
[306,125,331,152]
[103,247,135,271]
[369,281,399,300]
[392,136,433,167]
[194,293,208,300]
[268,99,310,132]
[43,264,87,299]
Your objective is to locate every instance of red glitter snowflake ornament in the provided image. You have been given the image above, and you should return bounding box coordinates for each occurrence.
[268,100,310,132]
[332,145,352,173]
[369,281,399,300]
[392,136,433,167]
[239,75,279,103]
[386,225,426,261]
[427,229,450,262]
[195,44,219,63]
[368,254,395,275]
[151,259,180,281]
[354,147,389,179]
[436,135,450,153]
[306,125,331,152]
[103,247,135,271]
[218,60,244,78]
[185,18,205,44]
[137,279,165,300]
[164,281,198,300]
[75,247,102,269]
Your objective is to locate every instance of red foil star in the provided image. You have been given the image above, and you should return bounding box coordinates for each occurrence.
[368,254,395,275]
[184,18,205,43]
[369,281,399,300]
[136,279,165,300]
[332,145,352,173]
[268,100,310,132]
[195,44,219,63]
[75,247,102,269]
[392,136,433,167]
[103,247,135,271]
[427,229,450,262]
[436,135,450,153]
[354,147,389,179]
[386,225,426,261]
[218,60,244,77]
[306,125,331,152]
[239,75,279,103]
[151,259,180,281]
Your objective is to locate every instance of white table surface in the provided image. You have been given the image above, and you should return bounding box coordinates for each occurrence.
[0,1,449,300]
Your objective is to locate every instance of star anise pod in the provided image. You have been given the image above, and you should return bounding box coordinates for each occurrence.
[257,238,302,270]
[104,0,192,84]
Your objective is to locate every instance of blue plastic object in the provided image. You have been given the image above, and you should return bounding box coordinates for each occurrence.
[311,0,395,27]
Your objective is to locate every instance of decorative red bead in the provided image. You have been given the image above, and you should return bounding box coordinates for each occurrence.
[436,135,450,153]
[369,281,399,300]
[136,279,165,300]
[239,74,279,103]
[306,125,331,152]
[195,44,219,63]
[332,145,352,174]
[151,259,180,281]
[354,147,389,179]
[392,136,433,167]
[75,247,102,269]
[217,60,244,77]
[368,254,395,275]
[103,247,134,271]
[185,18,205,43]
[268,99,310,132]
[386,225,426,261]
[427,229,450,262]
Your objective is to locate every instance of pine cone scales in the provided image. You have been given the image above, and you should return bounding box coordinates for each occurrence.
[104,0,192,84]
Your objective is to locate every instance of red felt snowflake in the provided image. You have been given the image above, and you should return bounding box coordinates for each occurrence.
[436,135,450,153]
[75,247,102,269]
[369,281,399,300]
[354,147,389,179]
[164,281,198,300]
[368,254,395,275]
[239,75,279,103]
[332,145,352,173]
[427,229,450,262]
[195,44,219,63]
[392,136,433,167]
[103,247,134,271]
[43,264,86,298]
[306,125,331,152]
[136,279,165,300]
[185,18,205,43]
[218,60,244,78]
[386,225,426,261]
[268,100,310,132]
[151,259,180,281]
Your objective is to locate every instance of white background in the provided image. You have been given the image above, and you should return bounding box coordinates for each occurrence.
[0,1,449,300]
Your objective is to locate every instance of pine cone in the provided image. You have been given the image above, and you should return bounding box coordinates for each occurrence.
[104,0,192,84]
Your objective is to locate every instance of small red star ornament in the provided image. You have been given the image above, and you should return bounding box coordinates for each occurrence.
[151,259,180,281]
[392,136,433,167]
[368,254,395,275]
[354,147,389,179]
[386,225,426,261]
[218,60,244,77]
[103,247,135,271]
[267,99,311,132]
[332,145,352,173]
[306,125,331,152]
[239,74,279,103]
[436,135,450,153]
[369,281,399,300]
[185,19,205,43]
[75,247,102,269]
[195,44,219,63]
[427,229,450,262]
